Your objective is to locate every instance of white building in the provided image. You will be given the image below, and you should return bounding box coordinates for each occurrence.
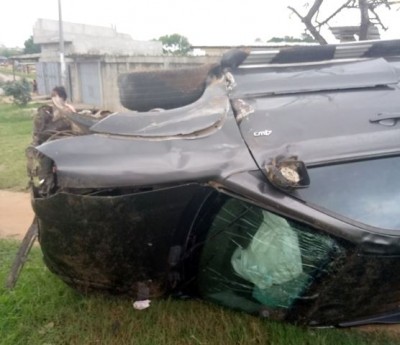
[33,18,162,59]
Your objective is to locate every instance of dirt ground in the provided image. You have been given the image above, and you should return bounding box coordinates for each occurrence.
[0,72,20,83]
[0,190,34,240]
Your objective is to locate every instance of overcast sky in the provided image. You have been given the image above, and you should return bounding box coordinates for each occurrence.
[1,0,399,47]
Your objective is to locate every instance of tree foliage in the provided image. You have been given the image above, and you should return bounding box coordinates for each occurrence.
[23,36,40,54]
[157,34,191,55]
[3,79,32,106]
[288,0,400,44]
[0,46,21,58]
[268,34,317,43]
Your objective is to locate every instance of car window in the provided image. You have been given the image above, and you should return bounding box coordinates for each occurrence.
[292,156,400,230]
[198,197,344,315]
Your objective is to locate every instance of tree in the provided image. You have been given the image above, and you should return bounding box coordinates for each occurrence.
[23,36,40,54]
[157,34,191,55]
[0,46,21,58]
[3,79,32,106]
[268,34,317,43]
[288,0,400,44]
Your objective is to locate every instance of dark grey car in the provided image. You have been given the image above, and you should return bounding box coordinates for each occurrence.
[29,39,400,327]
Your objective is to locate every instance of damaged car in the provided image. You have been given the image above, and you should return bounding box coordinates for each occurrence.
[27,39,400,327]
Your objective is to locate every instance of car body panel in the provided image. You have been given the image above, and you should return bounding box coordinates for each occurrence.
[231,58,398,98]
[33,183,207,295]
[35,81,258,189]
[232,60,400,168]
[91,82,227,138]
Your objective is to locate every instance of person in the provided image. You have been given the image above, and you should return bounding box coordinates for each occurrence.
[32,79,38,94]
[51,86,76,113]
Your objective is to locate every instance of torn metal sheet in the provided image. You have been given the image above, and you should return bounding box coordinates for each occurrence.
[231,99,254,123]
[91,82,229,138]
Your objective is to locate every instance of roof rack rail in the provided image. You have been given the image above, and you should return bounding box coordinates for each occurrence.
[240,39,400,66]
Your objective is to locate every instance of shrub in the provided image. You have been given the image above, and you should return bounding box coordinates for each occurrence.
[3,78,32,106]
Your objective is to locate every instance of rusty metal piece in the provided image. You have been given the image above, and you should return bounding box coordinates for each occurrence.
[5,218,38,289]
[231,99,254,123]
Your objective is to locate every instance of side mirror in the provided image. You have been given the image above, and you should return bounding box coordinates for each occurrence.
[265,156,310,190]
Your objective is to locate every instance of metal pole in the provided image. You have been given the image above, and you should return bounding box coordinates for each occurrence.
[58,0,66,86]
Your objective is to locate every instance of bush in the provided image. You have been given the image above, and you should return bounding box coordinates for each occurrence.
[3,79,32,106]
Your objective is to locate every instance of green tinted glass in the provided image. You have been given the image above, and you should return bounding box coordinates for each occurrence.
[198,198,343,316]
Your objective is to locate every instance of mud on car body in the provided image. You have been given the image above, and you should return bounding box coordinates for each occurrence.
[28,39,400,327]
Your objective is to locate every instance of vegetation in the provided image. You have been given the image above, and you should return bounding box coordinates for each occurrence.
[0,102,35,190]
[0,46,21,58]
[0,35,38,58]
[157,33,192,55]
[2,79,32,106]
[268,34,317,43]
[0,240,397,345]
[23,36,41,54]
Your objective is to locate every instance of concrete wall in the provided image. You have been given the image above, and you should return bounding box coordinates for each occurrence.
[34,19,162,57]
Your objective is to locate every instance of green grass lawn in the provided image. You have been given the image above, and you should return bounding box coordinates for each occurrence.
[0,101,398,344]
[0,240,396,345]
[0,102,36,190]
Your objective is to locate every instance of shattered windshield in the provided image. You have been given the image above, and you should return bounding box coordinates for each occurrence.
[198,197,344,317]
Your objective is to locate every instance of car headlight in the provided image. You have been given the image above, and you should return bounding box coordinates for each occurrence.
[26,146,56,197]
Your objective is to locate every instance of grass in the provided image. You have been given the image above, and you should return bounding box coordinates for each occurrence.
[0,100,398,344]
[0,240,397,345]
[0,102,36,190]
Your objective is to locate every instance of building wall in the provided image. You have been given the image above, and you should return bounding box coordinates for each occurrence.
[34,19,162,57]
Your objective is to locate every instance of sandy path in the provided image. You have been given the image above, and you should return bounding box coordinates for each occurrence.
[0,72,20,82]
[0,190,34,239]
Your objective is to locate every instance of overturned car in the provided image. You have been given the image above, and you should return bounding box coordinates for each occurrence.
[28,39,400,327]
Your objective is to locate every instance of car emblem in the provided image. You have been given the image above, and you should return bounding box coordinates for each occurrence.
[253,130,272,137]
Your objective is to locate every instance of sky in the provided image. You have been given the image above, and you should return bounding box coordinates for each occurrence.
[1,0,399,48]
